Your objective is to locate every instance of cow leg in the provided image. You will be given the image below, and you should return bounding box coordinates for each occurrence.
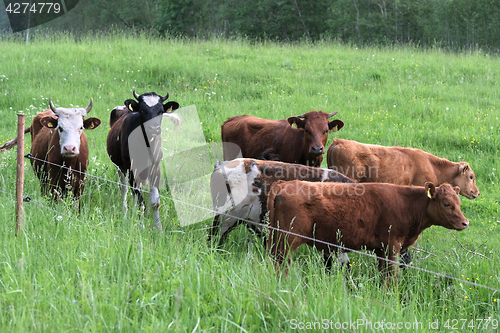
[217,214,240,247]
[399,249,412,268]
[128,172,145,210]
[339,252,351,270]
[118,170,128,211]
[324,251,351,272]
[240,203,263,244]
[323,250,351,273]
[268,229,303,276]
[150,186,162,231]
[128,173,146,227]
[207,214,222,246]
[376,248,399,287]
[324,251,334,272]
[207,214,239,248]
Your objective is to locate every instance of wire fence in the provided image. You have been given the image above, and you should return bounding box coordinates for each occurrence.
[2,152,499,294]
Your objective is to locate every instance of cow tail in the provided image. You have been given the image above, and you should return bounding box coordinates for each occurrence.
[0,127,31,152]
[164,113,181,132]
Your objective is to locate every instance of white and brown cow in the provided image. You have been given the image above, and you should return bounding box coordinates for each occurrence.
[1,98,101,204]
[106,91,180,230]
[209,158,354,246]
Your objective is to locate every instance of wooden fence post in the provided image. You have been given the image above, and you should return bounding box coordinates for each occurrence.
[15,114,25,236]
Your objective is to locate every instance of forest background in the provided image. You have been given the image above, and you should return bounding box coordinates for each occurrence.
[1,0,500,52]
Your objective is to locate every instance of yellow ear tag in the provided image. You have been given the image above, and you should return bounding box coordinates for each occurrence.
[88,122,95,129]
[165,106,173,113]
[291,122,298,129]
[427,188,432,199]
[128,104,133,111]
[330,125,338,132]
[47,122,54,128]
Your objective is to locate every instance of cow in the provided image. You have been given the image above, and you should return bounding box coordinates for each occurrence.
[106,91,180,231]
[327,138,480,199]
[327,138,479,266]
[221,111,344,167]
[267,180,469,286]
[208,158,354,247]
[0,98,101,204]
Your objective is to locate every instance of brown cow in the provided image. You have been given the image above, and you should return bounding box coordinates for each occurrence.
[1,98,101,202]
[222,111,344,167]
[208,158,354,246]
[267,180,469,285]
[327,139,480,199]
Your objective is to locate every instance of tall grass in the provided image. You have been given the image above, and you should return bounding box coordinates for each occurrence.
[0,33,498,332]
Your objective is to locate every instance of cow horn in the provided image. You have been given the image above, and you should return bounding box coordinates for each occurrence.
[327,111,339,118]
[84,98,93,115]
[297,114,305,118]
[160,93,169,102]
[133,90,140,100]
[49,98,57,113]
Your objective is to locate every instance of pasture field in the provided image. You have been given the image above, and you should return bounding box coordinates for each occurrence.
[0,32,499,332]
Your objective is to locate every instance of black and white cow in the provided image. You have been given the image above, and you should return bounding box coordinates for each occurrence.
[106,91,180,230]
[208,158,354,246]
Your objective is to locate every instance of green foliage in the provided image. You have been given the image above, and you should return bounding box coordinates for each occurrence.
[0,34,499,331]
[2,0,500,50]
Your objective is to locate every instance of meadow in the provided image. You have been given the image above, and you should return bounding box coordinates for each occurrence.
[0,32,499,332]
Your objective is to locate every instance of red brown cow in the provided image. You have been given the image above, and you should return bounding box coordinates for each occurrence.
[1,98,101,202]
[222,111,344,167]
[327,139,480,199]
[327,138,479,266]
[267,180,469,285]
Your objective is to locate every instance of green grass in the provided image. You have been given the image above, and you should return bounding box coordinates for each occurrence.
[0,33,499,332]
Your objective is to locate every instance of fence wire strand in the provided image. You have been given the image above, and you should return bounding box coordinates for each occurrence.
[2,153,498,294]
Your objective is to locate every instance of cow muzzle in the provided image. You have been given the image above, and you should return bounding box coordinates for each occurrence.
[148,125,162,137]
[62,145,78,158]
[470,191,480,199]
[310,146,324,156]
[458,220,469,230]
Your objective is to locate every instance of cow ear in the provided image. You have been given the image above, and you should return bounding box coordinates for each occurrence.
[328,120,345,132]
[287,117,306,129]
[459,162,470,174]
[425,182,436,199]
[83,117,101,130]
[453,186,460,195]
[163,101,180,113]
[125,99,139,112]
[40,116,58,129]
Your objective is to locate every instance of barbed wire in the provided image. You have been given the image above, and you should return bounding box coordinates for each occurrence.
[3,153,499,293]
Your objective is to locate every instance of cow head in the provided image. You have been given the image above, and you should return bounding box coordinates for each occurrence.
[40,98,101,158]
[452,162,480,199]
[124,90,180,137]
[425,182,469,230]
[288,111,344,165]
